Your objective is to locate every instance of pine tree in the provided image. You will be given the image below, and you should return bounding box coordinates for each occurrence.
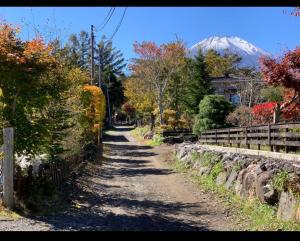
[78,31,90,70]
[108,73,125,113]
[184,50,214,115]
[95,35,126,85]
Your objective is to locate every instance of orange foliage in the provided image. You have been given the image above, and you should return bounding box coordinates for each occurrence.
[82,85,106,134]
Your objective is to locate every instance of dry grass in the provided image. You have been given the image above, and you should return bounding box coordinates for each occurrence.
[0,203,21,220]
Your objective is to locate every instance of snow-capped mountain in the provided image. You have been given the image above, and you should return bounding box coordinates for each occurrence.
[189,36,271,69]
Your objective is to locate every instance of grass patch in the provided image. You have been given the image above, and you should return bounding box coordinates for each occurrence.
[0,204,21,220]
[168,155,300,231]
[272,170,290,193]
[148,134,164,146]
[131,126,165,146]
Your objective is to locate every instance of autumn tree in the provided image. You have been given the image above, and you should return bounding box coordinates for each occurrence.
[81,85,106,144]
[124,75,156,127]
[204,49,242,77]
[121,101,136,121]
[0,22,61,155]
[130,40,187,125]
[260,47,300,123]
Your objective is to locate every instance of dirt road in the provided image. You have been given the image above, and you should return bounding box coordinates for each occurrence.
[0,125,243,231]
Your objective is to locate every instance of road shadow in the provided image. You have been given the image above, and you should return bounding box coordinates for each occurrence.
[103,134,129,143]
[104,143,154,151]
[30,126,211,231]
[33,167,209,231]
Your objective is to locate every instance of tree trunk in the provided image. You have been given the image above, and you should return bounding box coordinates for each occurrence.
[273,104,281,152]
[273,104,281,124]
[158,91,165,125]
[150,114,155,131]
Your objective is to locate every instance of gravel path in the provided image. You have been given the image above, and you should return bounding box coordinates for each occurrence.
[0,125,244,231]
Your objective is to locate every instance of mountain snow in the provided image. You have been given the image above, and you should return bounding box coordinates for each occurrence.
[189,36,271,69]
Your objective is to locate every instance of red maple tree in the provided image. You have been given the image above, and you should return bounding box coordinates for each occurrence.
[259,47,300,123]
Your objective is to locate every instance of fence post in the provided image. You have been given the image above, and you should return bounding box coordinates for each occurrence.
[215,129,217,145]
[285,128,289,153]
[237,128,241,148]
[268,124,272,152]
[245,127,250,149]
[3,127,14,209]
[228,128,231,147]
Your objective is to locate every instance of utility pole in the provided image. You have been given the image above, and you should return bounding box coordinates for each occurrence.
[106,84,112,127]
[98,45,101,88]
[90,25,95,85]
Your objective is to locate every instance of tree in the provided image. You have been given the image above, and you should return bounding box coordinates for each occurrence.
[252,88,300,125]
[226,105,252,127]
[193,95,233,134]
[121,102,136,121]
[0,22,62,155]
[204,49,242,77]
[260,47,300,123]
[131,40,187,125]
[261,86,284,103]
[107,72,125,114]
[124,75,156,125]
[81,85,106,144]
[78,31,90,69]
[183,50,214,115]
[252,102,276,125]
[95,35,126,85]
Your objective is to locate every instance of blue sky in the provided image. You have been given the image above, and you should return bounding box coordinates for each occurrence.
[0,7,300,70]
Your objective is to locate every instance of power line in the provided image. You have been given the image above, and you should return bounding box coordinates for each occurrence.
[109,7,127,41]
[96,7,113,29]
[96,7,116,32]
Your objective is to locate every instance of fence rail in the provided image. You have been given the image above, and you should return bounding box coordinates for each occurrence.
[198,122,300,153]
[162,129,192,137]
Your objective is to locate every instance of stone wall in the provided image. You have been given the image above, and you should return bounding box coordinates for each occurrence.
[174,142,300,223]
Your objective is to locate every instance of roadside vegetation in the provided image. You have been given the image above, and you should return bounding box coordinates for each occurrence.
[169,156,300,231]
[0,20,128,213]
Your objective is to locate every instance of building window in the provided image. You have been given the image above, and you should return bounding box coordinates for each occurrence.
[230,94,241,105]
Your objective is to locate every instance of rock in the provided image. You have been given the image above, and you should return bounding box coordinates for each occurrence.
[198,166,210,176]
[225,169,238,190]
[220,152,233,163]
[283,163,294,173]
[293,164,300,175]
[277,190,300,221]
[255,171,278,205]
[235,164,257,200]
[143,131,153,140]
[216,171,228,186]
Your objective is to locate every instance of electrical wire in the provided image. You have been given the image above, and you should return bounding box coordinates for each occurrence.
[109,7,127,41]
[96,7,115,32]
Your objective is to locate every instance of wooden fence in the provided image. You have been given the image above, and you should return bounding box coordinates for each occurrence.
[198,122,300,153]
[161,129,192,137]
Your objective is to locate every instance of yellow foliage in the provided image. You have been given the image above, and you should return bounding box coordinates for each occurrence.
[82,85,106,134]
[124,77,155,116]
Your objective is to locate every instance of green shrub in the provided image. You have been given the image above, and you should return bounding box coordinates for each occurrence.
[151,134,164,146]
[272,170,290,193]
[210,161,223,181]
[193,95,233,135]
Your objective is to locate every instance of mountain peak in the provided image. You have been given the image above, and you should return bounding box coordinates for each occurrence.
[190,36,271,69]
